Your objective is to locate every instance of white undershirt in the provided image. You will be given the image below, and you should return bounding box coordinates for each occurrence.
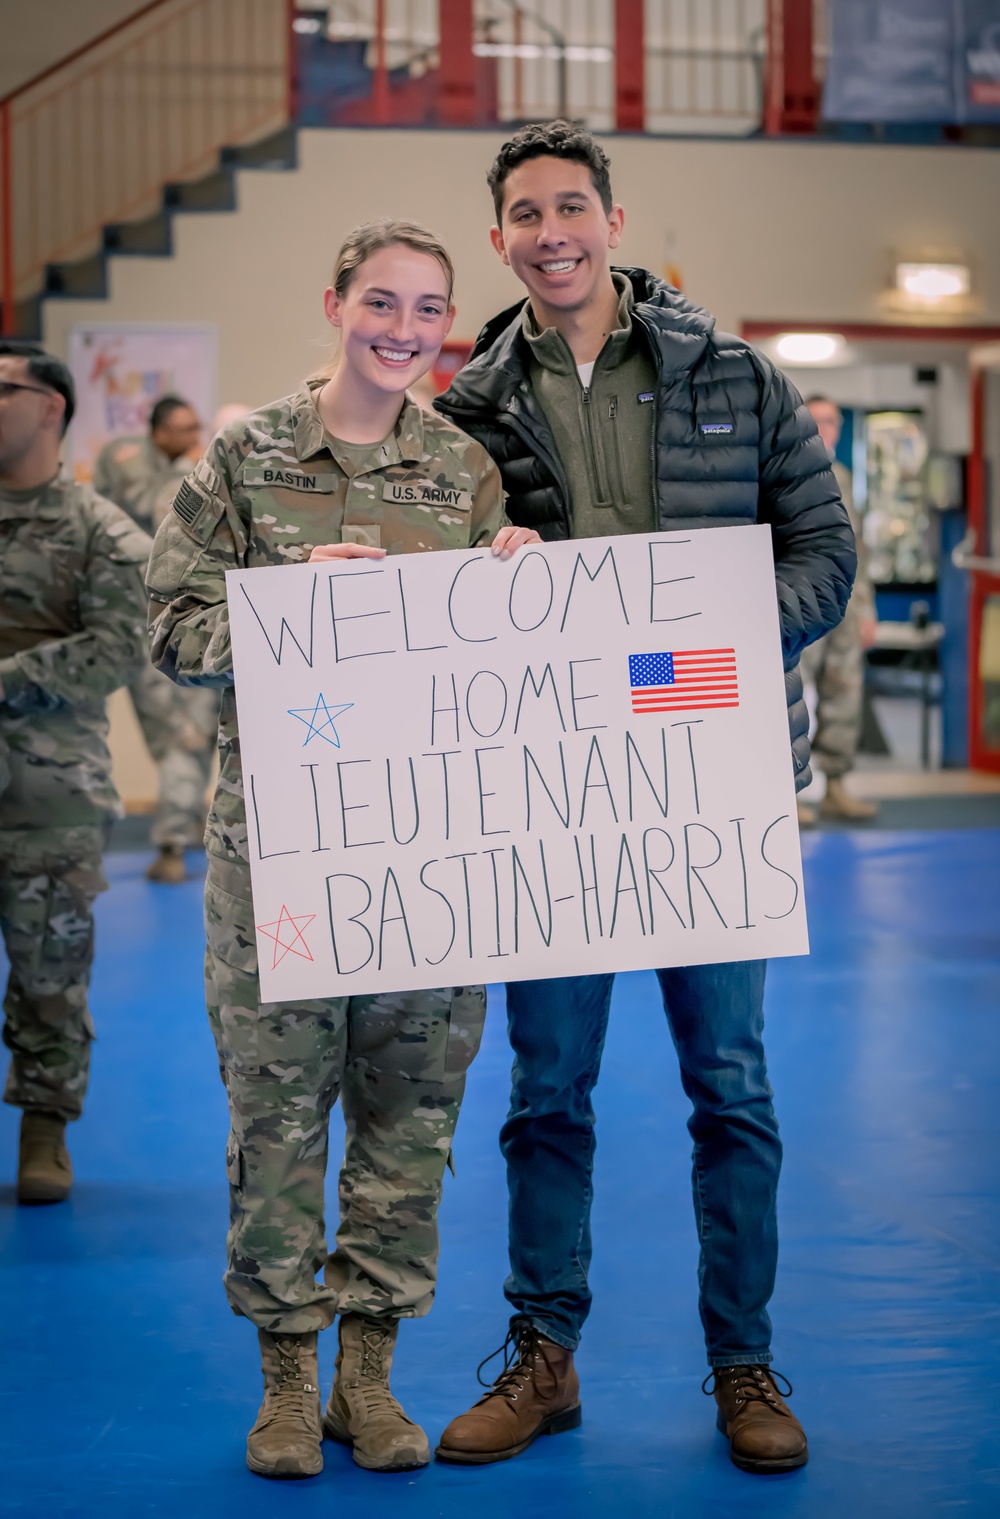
[576,360,596,389]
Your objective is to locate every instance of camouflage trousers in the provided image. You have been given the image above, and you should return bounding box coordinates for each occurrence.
[204,858,487,1335]
[129,661,218,849]
[799,603,866,780]
[0,825,107,1121]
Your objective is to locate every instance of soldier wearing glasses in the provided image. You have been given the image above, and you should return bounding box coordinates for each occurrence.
[0,340,149,1202]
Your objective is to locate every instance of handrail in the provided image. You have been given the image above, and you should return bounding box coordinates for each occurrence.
[0,0,173,108]
[1,0,291,334]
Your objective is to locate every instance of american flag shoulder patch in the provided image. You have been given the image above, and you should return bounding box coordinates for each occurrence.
[628,649,739,714]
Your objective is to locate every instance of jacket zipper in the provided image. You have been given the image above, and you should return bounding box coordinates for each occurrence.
[581,386,613,509]
[608,395,628,505]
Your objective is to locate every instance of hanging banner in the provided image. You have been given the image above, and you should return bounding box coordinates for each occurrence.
[66,322,217,483]
[226,526,809,1001]
[824,0,1000,123]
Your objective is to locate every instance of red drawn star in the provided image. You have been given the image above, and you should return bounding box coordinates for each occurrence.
[257,905,317,970]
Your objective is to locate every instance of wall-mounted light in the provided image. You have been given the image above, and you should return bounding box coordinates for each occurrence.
[896,263,970,303]
[774,332,845,365]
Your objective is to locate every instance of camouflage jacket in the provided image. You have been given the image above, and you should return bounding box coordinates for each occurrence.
[93,435,190,534]
[0,474,152,828]
[147,381,507,868]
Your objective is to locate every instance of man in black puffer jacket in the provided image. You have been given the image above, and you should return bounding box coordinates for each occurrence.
[434,122,856,1476]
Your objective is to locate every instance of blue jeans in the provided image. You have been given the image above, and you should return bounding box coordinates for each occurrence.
[500,962,780,1367]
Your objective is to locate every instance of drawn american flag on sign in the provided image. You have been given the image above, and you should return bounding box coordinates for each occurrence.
[628,649,739,714]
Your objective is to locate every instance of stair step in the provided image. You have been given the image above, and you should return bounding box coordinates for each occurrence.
[221,125,297,171]
[45,251,107,300]
[164,165,235,213]
[104,211,172,257]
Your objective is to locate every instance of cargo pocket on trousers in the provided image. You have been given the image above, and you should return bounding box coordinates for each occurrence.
[225,1130,242,1187]
[350,984,486,1084]
[204,876,262,1072]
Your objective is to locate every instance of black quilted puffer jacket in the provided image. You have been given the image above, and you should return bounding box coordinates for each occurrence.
[436,268,857,790]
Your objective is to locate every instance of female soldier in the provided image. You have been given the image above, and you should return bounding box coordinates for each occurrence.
[146,221,539,1480]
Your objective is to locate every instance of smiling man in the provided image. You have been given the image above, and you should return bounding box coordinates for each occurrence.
[435,120,857,1474]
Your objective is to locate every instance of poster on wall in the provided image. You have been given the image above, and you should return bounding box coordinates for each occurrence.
[67,323,217,483]
[226,525,809,1003]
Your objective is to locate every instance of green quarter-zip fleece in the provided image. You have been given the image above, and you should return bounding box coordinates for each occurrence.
[521,273,657,539]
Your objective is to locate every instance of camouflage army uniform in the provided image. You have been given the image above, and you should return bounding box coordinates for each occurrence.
[94,436,218,848]
[146,382,506,1333]
[0,475,150,1119]
[800,462,877,778]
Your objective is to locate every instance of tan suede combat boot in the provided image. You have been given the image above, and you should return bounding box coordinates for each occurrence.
[708,1364,808,1473]
[819,777,878,821]
[17,1112,72,1204]
[323,1314,429,1471]
[246,1330,323,1479]
[146,846,187,884]
[436,1322,581,1464]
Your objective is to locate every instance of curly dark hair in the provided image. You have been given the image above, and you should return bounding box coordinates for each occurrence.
[487,120,613,222]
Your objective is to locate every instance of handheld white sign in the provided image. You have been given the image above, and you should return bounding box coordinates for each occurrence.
[226,526,808,1000]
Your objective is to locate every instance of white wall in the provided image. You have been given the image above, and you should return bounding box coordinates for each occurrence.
[44,129,1000,405]
[0,1,152,96]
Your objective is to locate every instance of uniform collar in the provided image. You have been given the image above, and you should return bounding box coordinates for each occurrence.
[0,469,66,517]
[293,378,425,466]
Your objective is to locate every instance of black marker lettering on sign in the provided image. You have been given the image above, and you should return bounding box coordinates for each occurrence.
[560,546,629,633]
[648,539,700,624]
[523,742,571,831]
[683,822,727,928]
[419,859,458,966]
[398,565,446,653]
[625,727,669,822]
[641,827,687,931]
[328,570,395,662]
[386,756,420,846]
[422,749,460,840]
[301,762,330,853]
[514,663,567,734]
[326,873,374,974]
[512,841,553,950]
[250,773,299,859]
[610,834,646,939]
[508,550,555,632]
[378,868,416,971]
[448,556,496,643]
[573,833,603,944]
[761,815,800,919]
[241,573,317,667]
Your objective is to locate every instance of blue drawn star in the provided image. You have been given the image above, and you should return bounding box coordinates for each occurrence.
[287,694,354,748]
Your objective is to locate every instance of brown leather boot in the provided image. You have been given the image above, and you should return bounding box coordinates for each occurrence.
[324,1314,429,1471]
[819,777,878,821]
[436,1322,581,1465]
[146,846,187,884]
[708,1365,808,1473]
[17,1112,72,1204]
[246,1330,323,1479]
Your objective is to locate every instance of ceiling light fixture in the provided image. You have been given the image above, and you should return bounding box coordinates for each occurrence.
[774,332,843,365]
[896,263,970,302]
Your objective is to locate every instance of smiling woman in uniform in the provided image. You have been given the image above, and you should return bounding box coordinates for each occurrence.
[146,220,539,1482]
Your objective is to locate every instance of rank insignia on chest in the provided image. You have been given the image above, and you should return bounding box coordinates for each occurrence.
[381,480,473,510]
[243,464,338,492]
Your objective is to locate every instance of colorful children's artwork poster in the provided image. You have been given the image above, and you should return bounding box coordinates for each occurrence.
[226,526,809,1001]
[67,323,218,481]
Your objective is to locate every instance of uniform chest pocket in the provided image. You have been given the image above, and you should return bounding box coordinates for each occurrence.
[378,478,474,551]
[244,481,342,564]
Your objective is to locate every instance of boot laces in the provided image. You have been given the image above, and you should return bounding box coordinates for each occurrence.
[352,1323,411,1422]
[702,1364,793,1413]
[475,1322,559,1404]
[267,1339,317,1414]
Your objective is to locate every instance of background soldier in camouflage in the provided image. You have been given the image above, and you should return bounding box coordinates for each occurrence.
[798,396,878,824]
[0,339,150,1203]
[146,219,540,1482]
[94,394,218,882]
